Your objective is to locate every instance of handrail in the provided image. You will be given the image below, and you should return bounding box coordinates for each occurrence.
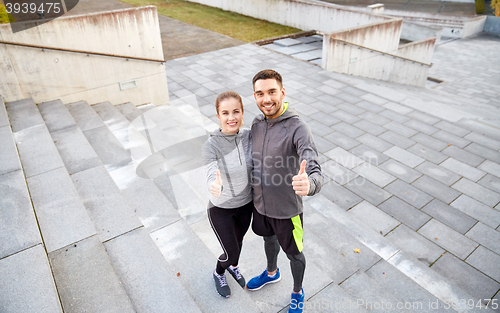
[0,40,166,63]
[328,37,432,67]
[253,30,318,46]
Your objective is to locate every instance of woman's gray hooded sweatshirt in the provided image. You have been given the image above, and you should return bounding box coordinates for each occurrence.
[201,128,253,209]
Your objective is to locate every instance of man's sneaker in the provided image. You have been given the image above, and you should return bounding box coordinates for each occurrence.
[227,265,246,288]
[213,270,230,298]
[288,288,304,313]
[246,268,281,291]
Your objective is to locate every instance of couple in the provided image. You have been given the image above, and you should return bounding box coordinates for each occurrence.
[202,69,323,313]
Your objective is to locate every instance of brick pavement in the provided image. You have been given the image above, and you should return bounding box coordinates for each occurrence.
[429,33,500,112]
[165,41,500,306]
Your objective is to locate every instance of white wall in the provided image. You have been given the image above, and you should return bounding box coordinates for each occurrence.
[462,16,487,37]
[187,0,434,87]
[325,19,403,53]
[381,9,486,38]
[0,6,168,105]
[323,39,430,86]
[397,38,436,64]
[322,22,432,87]
[186,0,392,32]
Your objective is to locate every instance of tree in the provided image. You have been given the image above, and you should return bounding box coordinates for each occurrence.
[476,0,485,14]
[492,0,500,16]
[0,4,15,23]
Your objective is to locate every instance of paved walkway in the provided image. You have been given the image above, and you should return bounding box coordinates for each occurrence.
[429,34,500,113]
[165,31,500,308]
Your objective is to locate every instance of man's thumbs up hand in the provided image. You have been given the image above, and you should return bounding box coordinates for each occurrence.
[292,160,310,196]
[210,169,223,197]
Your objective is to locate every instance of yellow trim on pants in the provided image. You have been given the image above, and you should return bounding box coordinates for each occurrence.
[291,215,303,253]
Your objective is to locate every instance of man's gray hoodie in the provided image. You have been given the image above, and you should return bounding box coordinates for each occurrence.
[251,106,323,219]
[202,128,253,209]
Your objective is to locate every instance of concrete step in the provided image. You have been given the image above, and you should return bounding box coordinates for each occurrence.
[116,102,152,122]
[5,98,44,132]
[0,245,62,313]
[92,102,143,156]
[66,100,106,132]
[0,96,8,127]
[6,99,66,178]
[305,194,482,312]
[151,219,260,313]
[67,101,132,170]
[0,124,22,176]
[109,164,182,233]
[103,226,202,313]
[92,101,185,232]
[0,97,21,176]
[7,99,95,255]
[38,99,77,132]
[189,215,336,313]
[50,125,103,175]
[13,123,66,178]
[71,165,143,242]
[92,101,130,132]
[48,235,135,313]
[26,166,97,253]
[0,169,41,259]
[339,270,412,313]
[81,124,132,171]
[189,216,294,312]
[1,111,29,285]
[304,282,371,313]
[93,102,160,173]
[365,259,449,312]
[304,204,382,273]
[110,102,210,225]
[163,96,219,135]
[39,100,102,175]
[52,100,199,311]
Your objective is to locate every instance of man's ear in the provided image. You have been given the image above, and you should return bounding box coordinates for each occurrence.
[281,87,286,98]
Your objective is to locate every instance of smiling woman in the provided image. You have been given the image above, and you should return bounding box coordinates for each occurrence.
[118,0,301,42]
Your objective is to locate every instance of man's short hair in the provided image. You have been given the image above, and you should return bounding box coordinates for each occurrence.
[252,69,283,89]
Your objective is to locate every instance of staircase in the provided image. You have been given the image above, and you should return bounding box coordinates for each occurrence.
[0,95,497,313]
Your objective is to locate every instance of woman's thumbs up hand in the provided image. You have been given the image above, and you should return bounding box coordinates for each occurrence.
[210,169,223,197]
[292,160,310,196]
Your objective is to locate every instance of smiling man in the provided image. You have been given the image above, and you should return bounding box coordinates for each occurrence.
[247,69,323,313]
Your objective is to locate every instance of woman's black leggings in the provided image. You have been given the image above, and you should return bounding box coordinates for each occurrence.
[208,201,253,275]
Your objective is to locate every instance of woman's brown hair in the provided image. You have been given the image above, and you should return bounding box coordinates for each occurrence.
[215,91,243,114]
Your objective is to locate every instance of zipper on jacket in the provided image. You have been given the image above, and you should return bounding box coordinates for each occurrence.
[235,137,242,166]
[261,121,270,216]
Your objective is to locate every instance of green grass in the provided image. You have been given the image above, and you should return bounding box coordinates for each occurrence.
[118,0,302,42]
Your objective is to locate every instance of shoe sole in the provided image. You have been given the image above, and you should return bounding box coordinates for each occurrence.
[246,275,282,291]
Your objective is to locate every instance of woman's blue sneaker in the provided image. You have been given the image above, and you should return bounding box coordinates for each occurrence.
[288,288,304,313]
[246,268,281,290]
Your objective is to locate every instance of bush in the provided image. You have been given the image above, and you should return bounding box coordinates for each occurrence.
[0,4,15,23]
[475,0,486,14]
[492,0,500,16]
